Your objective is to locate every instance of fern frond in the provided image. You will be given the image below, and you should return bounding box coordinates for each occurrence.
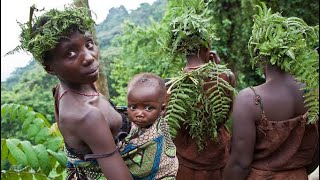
[248,3,319,123]
[165,62,236,150]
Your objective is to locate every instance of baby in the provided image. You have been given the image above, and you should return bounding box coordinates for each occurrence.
[120,72,179,179]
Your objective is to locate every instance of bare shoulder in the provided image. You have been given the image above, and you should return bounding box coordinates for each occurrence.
[59,102,103,130]
[235,88,255,105]
[233,87,260,120]
[218,70,236,87]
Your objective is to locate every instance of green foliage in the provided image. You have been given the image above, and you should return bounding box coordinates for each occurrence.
[1,104,66,178]
[130,1,167,26]
[165,62,236,150]
[206,0,266,90]
[248,3,319,123]
[1,62,58,124]
[8,5,95,65]
[96,6,129,48]
[206,0,319,90]
[160,0,217,55]
[96,0,167,49]
[109,21,184,105]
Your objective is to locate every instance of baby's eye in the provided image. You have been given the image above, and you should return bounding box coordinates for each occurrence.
[145,106,154,111]
[128,105,136,110]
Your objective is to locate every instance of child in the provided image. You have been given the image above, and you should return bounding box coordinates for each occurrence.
[119,73,179,179]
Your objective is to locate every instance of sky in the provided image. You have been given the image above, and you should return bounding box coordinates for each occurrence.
[1,0,157,82]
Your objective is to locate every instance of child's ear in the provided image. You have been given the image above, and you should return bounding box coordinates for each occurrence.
[160,103,166,117]
[44,63,56,76]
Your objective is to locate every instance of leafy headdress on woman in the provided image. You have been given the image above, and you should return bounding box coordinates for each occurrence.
[162,0,236,150]
[248,3,319,123]
[7,4,95,66]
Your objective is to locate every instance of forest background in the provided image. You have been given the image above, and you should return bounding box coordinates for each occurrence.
[1,0,319,179]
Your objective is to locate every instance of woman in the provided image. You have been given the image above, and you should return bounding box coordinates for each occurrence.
[223,4,319,180]
[15,5,133,180]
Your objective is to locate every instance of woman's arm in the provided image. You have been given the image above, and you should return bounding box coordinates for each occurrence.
[223,89,257,180]
[77,108,133,180]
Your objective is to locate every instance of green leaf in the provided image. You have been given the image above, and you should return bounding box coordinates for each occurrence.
[26,124,40,139]
[33,144,51,176]
[47,150,67,166]
[20,141,39,170]
[8,152,17,165]
[19,172,33,180]
[6,138,28,165]
[34,128,50,144]
[45,137,63,152]
[1,139,9,161]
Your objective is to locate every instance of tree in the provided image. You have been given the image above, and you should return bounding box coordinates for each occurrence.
[73,0,110,98]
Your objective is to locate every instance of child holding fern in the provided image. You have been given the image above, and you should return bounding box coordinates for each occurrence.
[223,3,319,180]
[119,73,179,179]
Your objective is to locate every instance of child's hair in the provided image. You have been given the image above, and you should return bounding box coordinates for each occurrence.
[128,73,166,100]
[9,5,95,65]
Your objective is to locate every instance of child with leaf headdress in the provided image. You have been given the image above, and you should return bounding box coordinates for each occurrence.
[223,3,319,180]
[11,4,133,180]
[160,0,236,179]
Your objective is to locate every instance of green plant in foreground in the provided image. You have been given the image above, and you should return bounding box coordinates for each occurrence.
[1,103,66,179]
[248,3,319,123]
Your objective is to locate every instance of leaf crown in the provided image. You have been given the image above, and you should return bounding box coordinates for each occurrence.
[9,5,95,65]
[248,3,319,123]
[162,0,218,55]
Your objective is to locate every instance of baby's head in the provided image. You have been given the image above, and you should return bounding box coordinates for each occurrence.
[127,73,166,128]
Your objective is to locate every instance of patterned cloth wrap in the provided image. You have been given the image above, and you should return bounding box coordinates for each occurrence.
[65,146,104,180]
[120,117,179,180]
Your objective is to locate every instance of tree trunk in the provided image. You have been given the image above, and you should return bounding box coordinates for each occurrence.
[73,0,110,98]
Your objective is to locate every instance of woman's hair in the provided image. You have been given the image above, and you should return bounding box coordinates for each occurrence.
[11,5,96,65]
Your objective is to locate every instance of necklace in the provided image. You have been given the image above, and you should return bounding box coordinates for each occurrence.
[58,89,100,101]
[68,89,100,97]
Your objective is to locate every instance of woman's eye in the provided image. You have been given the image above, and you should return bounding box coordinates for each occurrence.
[145,106,154,111]
[87,40,94,49]
[66,51,77,58]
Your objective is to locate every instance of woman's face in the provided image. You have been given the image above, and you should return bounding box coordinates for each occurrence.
[46,30,100,85]
[127,85,164,128]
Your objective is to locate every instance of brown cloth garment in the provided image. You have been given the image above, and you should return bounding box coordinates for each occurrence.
[174,124,231,180]
[247,87,319,180]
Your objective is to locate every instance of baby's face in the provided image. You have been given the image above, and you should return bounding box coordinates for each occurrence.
[127,86,164,128]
